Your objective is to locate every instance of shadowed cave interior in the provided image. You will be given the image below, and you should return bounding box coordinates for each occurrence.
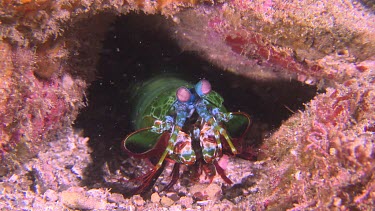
[74,13,319,196]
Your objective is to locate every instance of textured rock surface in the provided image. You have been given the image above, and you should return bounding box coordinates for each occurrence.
[0,130,256,210]
[0,0,374,210]
[255,60,375,209]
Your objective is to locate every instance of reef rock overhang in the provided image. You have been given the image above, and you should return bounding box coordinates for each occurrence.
[1,0,375,209]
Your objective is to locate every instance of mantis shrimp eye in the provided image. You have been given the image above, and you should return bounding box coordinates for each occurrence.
[195,79,211,97]
[176,87,191,102]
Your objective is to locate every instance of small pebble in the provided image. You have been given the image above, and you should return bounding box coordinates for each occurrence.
[193,192,207,201]
[196,200,210,206]
[151,192,160,203]
[205,183,222,200]
[71,165,83,179]
[44,189,58,202]
[60,189,106,210]
[161,196,174,207]
[179,196,193,209]
[107,193,125,203]
[132,195,145,206]
[166,192,180,201]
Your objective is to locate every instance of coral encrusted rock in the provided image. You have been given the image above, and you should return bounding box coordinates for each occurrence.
[0,0,374,210]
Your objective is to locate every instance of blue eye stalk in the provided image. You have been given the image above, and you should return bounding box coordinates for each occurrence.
[195,79,212,97]
[122,77,251,193]
[174,79,211,124]
[176,79,212,104]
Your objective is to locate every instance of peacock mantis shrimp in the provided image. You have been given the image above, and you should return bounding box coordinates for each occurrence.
[122,76,251,193]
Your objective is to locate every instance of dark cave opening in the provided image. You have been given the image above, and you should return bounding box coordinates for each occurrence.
[74,13,318,195]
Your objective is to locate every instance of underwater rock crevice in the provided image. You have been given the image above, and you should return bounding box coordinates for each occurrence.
[73,13,318,195]
[1,0,375,209]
